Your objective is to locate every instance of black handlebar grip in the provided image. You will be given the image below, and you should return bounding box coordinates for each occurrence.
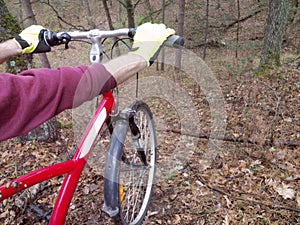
[127,28,184,49]
[44,31,71,48]
[165,35,184,48]
[44,31,59,46]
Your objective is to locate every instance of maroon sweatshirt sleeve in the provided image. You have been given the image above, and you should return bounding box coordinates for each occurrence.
[0,63,116,141]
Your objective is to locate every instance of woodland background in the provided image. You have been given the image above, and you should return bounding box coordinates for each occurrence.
[0,0,299,224]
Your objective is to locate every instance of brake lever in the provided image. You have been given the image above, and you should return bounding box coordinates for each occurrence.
[59,33,71,49]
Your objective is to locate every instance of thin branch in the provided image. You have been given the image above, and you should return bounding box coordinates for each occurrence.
[159,128,300,147]
[133,0,143,9]
[38,0,85,30]
[116,0,126,8]
[224,8,263,31]
[138,0,173,24]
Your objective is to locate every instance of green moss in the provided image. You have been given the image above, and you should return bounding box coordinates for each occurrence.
[0,10,21,41]
[0,2,32,74]
[5,55,31,74]
[254,64,269,78]
[255,52,282,77]
[1,1,30,74]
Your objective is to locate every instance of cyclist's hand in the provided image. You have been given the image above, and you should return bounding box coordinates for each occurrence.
[131,22,175,66]
[14,25,51,54]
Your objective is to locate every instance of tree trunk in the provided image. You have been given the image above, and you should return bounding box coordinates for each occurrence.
[203,0,209,60]
[160,0,165,71]
[125,0,135,28]
[102,0,121,57]
[175,0,185,70]
[235,0,240,59]
[20,0,58,142]
[258,0,288,74]
[145,0,153,21]
[102,0,115,30]
[83,0,96,28]
[22,0,51,69]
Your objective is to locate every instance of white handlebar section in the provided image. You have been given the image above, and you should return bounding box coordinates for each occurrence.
[56,28,131,40]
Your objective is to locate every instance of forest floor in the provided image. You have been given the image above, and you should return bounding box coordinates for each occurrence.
[1,3,300,223]
[0,46,299,225]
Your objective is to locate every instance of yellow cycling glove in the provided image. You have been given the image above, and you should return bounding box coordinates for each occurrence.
[14,25,51,54]
[130,22,175,66]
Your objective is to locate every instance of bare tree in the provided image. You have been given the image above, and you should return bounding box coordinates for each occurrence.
[19,0,58,142]
[203,0,209,60]
[117,0,145,27]
[145,0,153,21]
[118,0,136,27]
[102,0,114,30]
[22,0,51,69]
[235,0,240,59]
[83,0,96,28]
[102,0,122,57]
[175,0,185,70]
[160,0,166,71]
[258,0,288,74]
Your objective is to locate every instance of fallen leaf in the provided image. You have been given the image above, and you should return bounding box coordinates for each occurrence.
[296,192,300,208]
[273,183,295,199]
[198,159,211,171]
[222,214,230,225]
[172,214,181,224]
[224,195,231,208]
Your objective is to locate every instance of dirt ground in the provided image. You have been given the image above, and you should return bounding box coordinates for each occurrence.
[1,1,300,223]
[0,57,299,224]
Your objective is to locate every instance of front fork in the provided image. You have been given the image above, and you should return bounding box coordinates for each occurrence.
[111,107,146,165]
[102,107,142,217]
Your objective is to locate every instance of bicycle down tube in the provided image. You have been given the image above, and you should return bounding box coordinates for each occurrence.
[0,91,115,225]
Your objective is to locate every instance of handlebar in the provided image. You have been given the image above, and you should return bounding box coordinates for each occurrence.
[44,28,184,63]
[44,28,184,49]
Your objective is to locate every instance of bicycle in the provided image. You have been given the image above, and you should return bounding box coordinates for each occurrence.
[0,27,183,225]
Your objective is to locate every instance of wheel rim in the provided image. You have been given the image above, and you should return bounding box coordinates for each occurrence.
[119,106,156,224]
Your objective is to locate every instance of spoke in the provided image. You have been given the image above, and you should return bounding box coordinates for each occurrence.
[131,169,146,223]
[118,103,156,224]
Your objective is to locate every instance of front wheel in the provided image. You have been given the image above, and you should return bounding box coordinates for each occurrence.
[103,101,157,225]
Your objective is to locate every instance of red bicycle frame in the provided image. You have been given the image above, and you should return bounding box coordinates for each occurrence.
[0,91,115,225]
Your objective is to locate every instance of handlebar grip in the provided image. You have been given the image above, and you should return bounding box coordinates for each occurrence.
[44,31,71,47]
[127,28,184,49]
[44,31,58,46]
[165,35,184,49]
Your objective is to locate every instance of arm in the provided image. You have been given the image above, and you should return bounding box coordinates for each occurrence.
[0,25,51,64]
[0,64,116,141]
[0,52,145,141]
[0,23,174,141]
[0,39,22,64]
[104,54,147,84]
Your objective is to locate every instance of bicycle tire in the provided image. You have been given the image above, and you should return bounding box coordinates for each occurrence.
[103,101,157,225]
